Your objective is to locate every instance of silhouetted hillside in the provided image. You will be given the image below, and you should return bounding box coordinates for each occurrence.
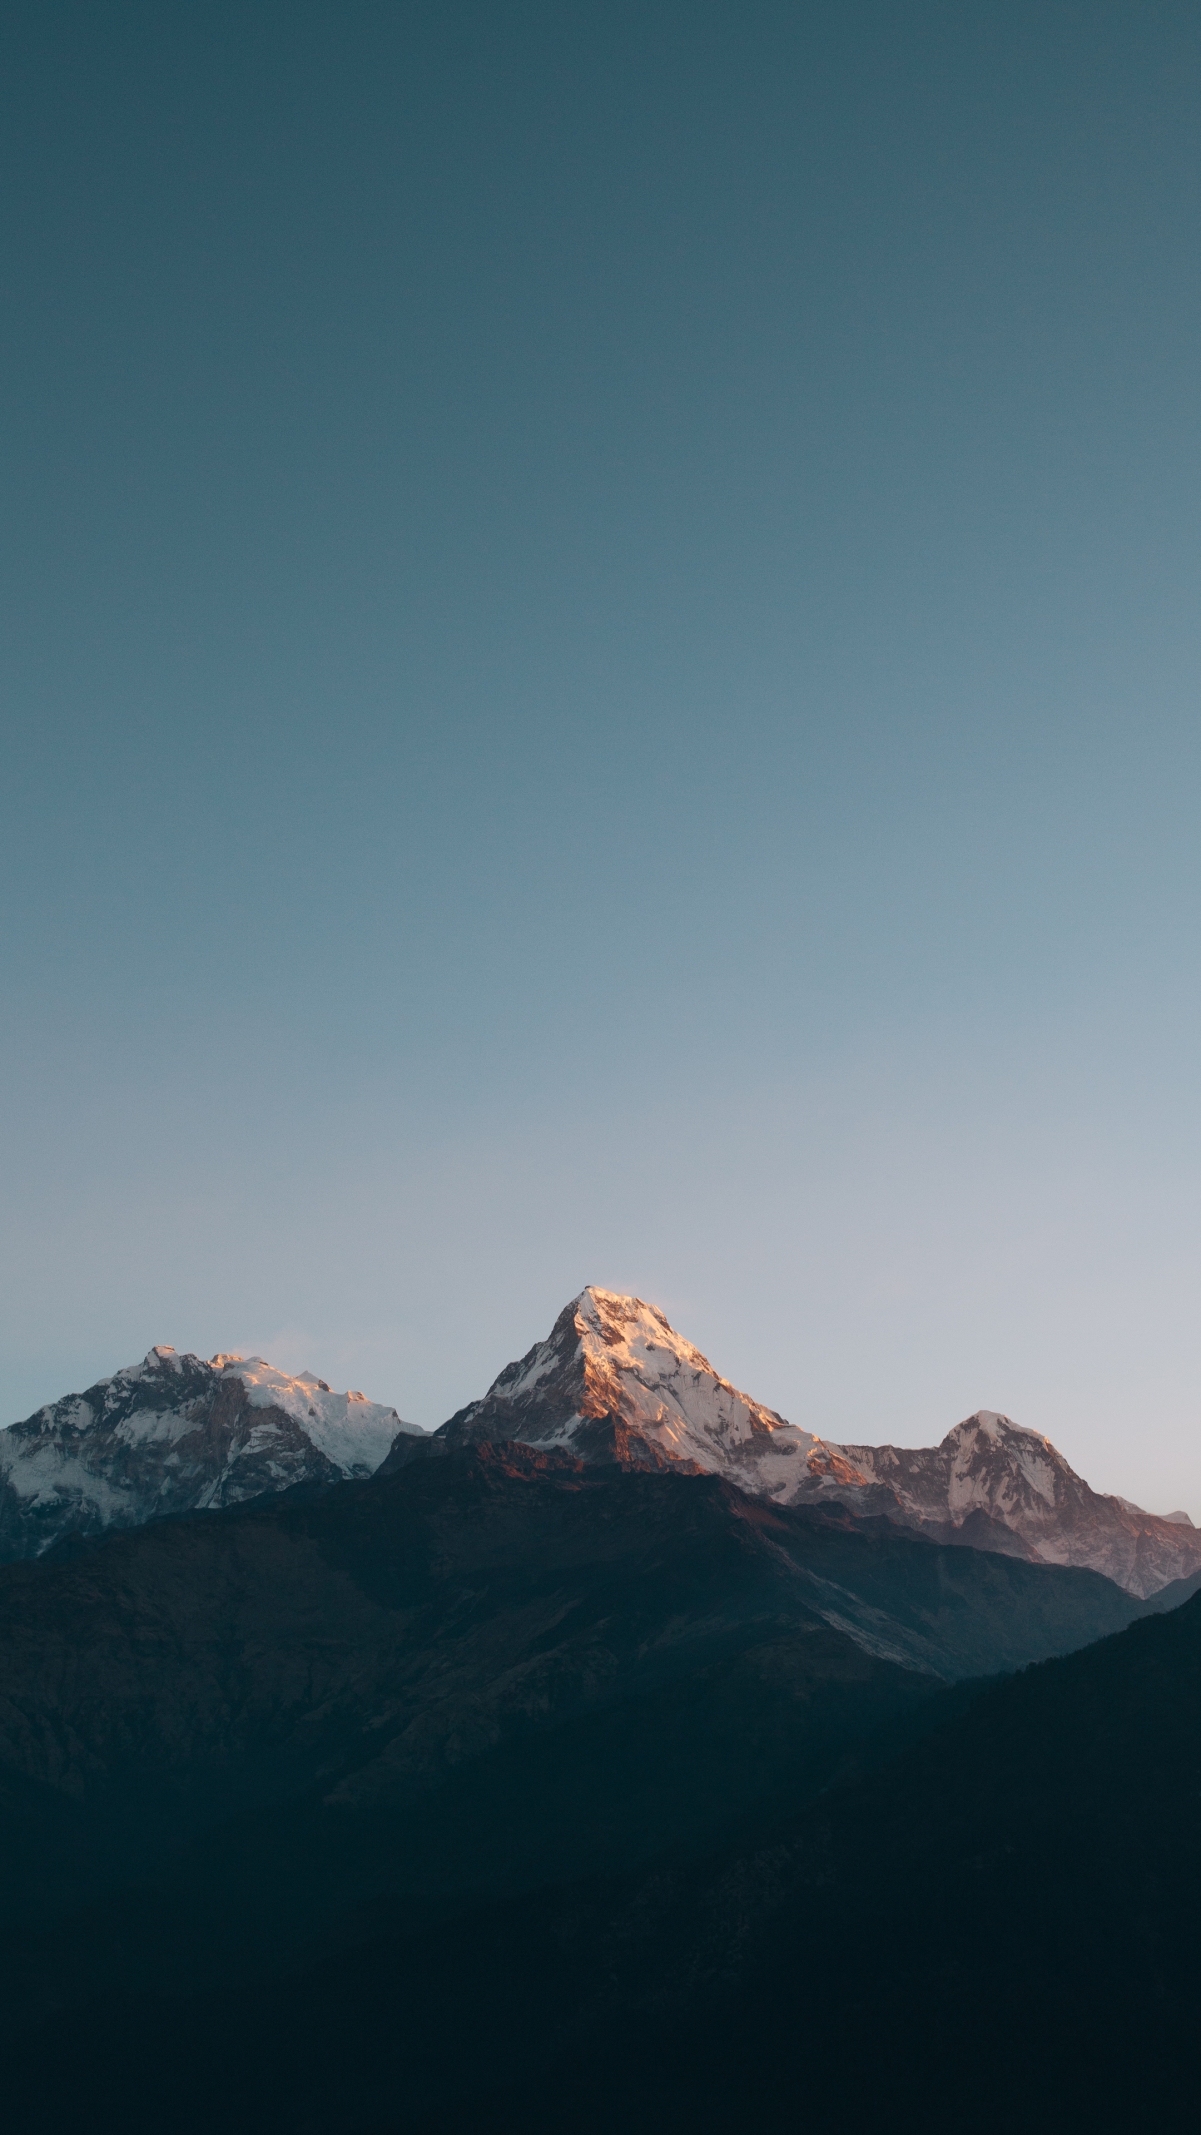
[0,1446,1191,2130]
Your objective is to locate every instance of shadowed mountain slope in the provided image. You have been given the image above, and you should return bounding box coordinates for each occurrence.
[1,1466,1198,2134]
[0,1445,1159,2031]
[429,1586,1201,2135]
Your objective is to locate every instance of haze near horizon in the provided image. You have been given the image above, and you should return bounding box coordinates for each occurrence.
[3,2,1200,1514]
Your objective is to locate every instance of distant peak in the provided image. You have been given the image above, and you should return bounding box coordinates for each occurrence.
[574,1288,710,1364]
[947,1410,1044,1444]
[143,1345,182,1371]
[578,1286,669,1320]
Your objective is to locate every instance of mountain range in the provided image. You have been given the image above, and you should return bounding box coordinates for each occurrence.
[1,1288,1199,2131]
[0,1439,1195,2134]
[9,1287,1190,1597]
[393,1286,1200,1596]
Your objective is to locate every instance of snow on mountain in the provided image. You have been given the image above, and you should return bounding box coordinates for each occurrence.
[385,1288,1201,1600]
[415,1286,811,1477]
[12,1292,1198,1599]
[0,1345,423,1561]
[836,1410,1201,1598]
[384,1287,901,1509]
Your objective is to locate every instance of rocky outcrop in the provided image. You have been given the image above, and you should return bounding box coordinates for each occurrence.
[0,1345,423,1560]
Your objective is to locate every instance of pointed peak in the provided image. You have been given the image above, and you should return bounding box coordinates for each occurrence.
[444,1287,796,1478]
[571,1289,725,1374]
[945,1410,1042,1445]
[143,1345,182,1372]
[556,1287,671,1339]
[576,1286,669,1321]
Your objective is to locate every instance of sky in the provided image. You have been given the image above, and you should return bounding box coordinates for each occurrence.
[2,0,1200,1512]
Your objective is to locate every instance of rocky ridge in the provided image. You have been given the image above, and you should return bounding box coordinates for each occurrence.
[383,1287,1201,1599]
[0,1345,422,1561]
[837,1411,1200,1599]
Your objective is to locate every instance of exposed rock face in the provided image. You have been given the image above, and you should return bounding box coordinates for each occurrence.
[411,1286,799,1478]
[837,1412,1201,1599]
[0,1345,423,1561]
[382,1288,1201,1599]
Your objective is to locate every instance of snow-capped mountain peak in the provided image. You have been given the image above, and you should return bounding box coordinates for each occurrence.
[385,1290,1201,1600]
[841,1410,1073,1527]
[420,1285,817,1478]
[12,1293,1201,1603]
[0,1347,423,1560]
[207,1354,406,1472]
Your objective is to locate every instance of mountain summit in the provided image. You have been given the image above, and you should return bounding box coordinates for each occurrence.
[837,1410,1201,1598]
[385,1287,1201,1598]
[423,1286,808,1475]
[0,1346,422,1560]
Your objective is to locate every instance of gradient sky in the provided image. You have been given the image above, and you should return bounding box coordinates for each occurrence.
[3,1,1200,1511]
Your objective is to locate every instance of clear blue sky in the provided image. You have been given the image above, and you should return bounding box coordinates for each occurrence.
[3,1,1199,1511]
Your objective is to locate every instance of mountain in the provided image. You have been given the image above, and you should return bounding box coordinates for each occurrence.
[385,1286,1201,1596]
[412,1586,1201,2135]
[0,1344,422,1559]
[401,1284,803,1474]
[0,1449,1151,1954]
[0,1443,1193,2135]
[837,1409,1201,1596]
[9,1291,1197,1595]
[2,1304,1196,2130]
